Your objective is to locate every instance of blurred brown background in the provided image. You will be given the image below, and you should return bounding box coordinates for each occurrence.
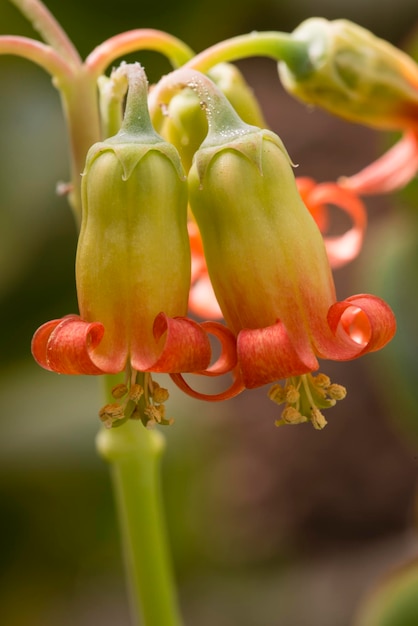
[1,1,418,624]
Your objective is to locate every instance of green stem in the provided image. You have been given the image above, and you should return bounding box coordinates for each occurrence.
[86,29,195,78]
[148,31,310,129]
[184,31,309,74]
[96,418,183,626]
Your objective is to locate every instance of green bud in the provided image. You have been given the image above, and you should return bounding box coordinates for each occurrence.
[278,18,418,129]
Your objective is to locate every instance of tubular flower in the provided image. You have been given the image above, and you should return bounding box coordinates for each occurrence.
[184,86,396,428]
[31,64,238,427]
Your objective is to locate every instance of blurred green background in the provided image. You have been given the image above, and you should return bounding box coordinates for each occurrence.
[1,1,418,625]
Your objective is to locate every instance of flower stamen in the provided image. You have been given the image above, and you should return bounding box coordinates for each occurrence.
[269,372,347,429]
[99,370,173,429]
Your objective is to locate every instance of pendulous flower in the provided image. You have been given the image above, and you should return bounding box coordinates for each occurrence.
[31,64,238,427]
[182,80,396,428]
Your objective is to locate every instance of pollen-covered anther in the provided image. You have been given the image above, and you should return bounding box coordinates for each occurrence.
[268,384,287,405]
[313,373,331,388]
[99,402,126,428]
[310,407,327,430]
[128,383,144,403]
[111,383,129,399]
[328,383,347,400]
[284,384,300,404]
[275,406,307,427]
[152,385,170,404]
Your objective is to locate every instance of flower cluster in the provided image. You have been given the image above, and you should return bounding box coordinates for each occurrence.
[4,2,412,429]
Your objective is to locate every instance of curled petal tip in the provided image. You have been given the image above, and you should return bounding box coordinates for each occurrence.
[31,315,107,375]
[327,294,396,358]
[144,313,212,373]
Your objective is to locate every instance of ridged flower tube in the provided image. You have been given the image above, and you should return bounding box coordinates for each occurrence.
[182,71,396,428]
[32,63,238,426]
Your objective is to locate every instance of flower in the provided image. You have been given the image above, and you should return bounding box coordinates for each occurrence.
[31,63,239,427]
[184,123,396,428]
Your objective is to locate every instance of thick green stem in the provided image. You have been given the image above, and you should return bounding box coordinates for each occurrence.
[96,417,183,626]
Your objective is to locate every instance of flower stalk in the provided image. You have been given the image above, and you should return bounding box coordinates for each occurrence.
[97,378,183,626]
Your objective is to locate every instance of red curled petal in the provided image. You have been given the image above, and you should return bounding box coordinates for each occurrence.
[305,182,367,268]
[144,313,212,373]
[170,370,245,402]
[31,315,106,374]
[237,320,319,389]
[199,321,237,376]
[327,294,396,358]
[340,130,418,195]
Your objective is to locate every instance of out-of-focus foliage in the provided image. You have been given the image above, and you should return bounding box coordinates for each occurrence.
[354,558,418,626]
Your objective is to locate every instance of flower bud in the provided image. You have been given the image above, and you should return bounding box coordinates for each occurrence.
[278,18,418,130]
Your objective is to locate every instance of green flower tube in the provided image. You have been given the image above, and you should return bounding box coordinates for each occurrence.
[76,132,190,373]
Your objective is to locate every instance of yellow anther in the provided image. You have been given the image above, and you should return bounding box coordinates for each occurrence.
[99,402,125,418]
[128,383,144,403]
[153,386,169,404]
[111,383,128,399]
[98,402,126,428]
[311,407,327,430]
[314,373,331,388]
[268,384,287,404]
[285,384,300,404]
[328,384,347,400]
[281,406,307,425]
